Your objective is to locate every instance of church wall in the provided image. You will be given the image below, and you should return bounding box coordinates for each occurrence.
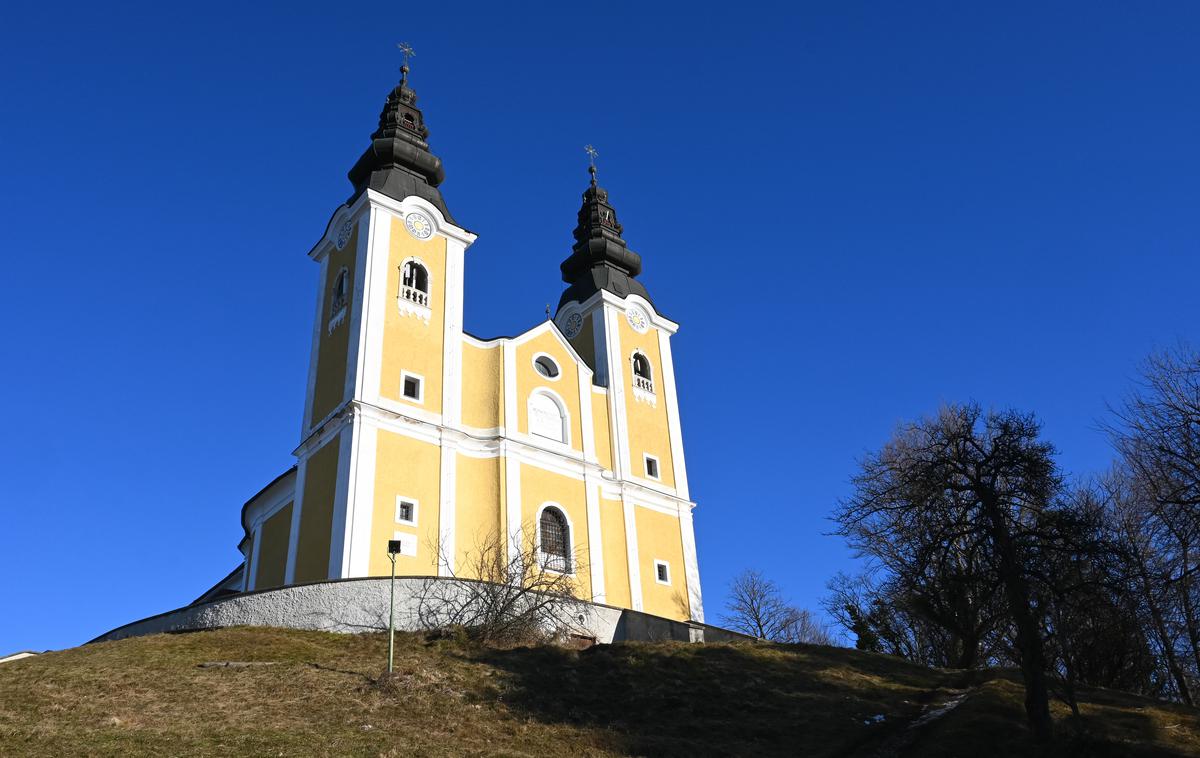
[454,453,502,573]
[461,341,501,430]
[634,506,690,620]
[310,225,358,425]
[368,429,441,576]
[295,441,340,583]
[254,502,293,589]
[519,463,592,601]
[617,317,676,488]
[591,388,613,471]
[379,228,448,413]
[515,330,584,453]
[569,313,597,373]
[599,494,631,609]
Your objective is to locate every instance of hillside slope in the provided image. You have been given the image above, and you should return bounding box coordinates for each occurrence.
[1,627,1197,756]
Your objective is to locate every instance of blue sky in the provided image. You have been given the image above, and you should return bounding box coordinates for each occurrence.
[1,2,1197,653]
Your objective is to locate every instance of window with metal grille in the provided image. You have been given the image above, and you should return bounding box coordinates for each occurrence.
[655,560,671,585]
[539,507,571,573]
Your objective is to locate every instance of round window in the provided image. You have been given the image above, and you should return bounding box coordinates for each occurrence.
[534,355,560,379]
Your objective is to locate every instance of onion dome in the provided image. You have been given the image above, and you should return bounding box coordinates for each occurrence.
[347,63,454,223]
[557,163,652,310]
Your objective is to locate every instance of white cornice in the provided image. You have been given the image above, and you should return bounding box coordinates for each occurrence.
[562,289,680,335]
[318,399,697,515]
[308,190,479,263]
[364,190,478,246]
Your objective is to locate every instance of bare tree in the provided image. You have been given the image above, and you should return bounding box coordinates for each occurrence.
[414,532,590,647]
[722,570,835,645]
[834,404,1060,741]
[825,571,1005,669]
[1102,346,1200,703]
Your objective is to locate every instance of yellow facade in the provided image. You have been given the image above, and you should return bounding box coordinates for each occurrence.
[368,429,441,577]
[454,453,502,570]
[591,388,613,471]
[310,225,357,424]
[240,107,703,624]
[636,506,691,619]
[518,463,592,601]
[380,231,447,412]
[618,317,676,488]
[461,342,502,430]
[254,502,292,589]
[294,440,339,583]
[599,495,631,609]
[515,330,585,452]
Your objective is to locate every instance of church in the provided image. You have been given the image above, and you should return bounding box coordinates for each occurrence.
[214,58,704,625]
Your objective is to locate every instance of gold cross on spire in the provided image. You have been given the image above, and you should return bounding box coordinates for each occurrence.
[584,144,599,185]
[397,42,415,69]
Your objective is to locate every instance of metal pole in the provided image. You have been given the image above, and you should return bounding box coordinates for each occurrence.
[387,552,397,674]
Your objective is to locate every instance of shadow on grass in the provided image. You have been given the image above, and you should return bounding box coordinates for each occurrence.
[471,641,954,758]
[910,672,1199,758]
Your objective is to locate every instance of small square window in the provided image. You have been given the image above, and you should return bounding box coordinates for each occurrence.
[644,455,660,480]
[401,372,423,402]
[395,497,417,526]
[654,560,671,585]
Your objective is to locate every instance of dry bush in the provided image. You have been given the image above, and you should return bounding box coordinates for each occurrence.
[414,532,590,647]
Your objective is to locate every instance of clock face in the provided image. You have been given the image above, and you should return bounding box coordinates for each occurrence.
[404,212,434,240]
[335,220,354,250]
[626,307,649,333]
[563,313,583,339]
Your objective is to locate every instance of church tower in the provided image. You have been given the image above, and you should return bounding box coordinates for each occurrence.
[237,61,704,625]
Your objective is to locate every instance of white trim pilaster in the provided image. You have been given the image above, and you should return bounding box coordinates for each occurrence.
[344,212,373,403]
[246,523,263,591]
[585,474,605,603]
[579,362,596,464]
[442,238,465,428]
[327,423,356,579]
[657,328,690,500]
[502,340,517,436]
[345,417,378,577]
[504,450,522,560]
[622,494,643,611]
[438,438,458,576]
[301,254,330,435]
[359,207,391,403]
[283,461,308,585]
[678,505,704,622]
[602,305,631,478]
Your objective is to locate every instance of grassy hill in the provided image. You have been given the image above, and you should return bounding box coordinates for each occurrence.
[2,627,1198,757]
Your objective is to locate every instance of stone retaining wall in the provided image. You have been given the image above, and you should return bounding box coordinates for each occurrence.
[92,577,748,645]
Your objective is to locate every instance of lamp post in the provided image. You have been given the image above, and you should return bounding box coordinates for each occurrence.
[386,539,403,674]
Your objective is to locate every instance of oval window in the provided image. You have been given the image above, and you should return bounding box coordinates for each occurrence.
[534,355,560,379]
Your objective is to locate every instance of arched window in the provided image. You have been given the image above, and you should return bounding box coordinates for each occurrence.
[539,506,571,573]
[400,260,430,307]
[528,391,567,443]
[330,268,349,314]
[631,351,654,394]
